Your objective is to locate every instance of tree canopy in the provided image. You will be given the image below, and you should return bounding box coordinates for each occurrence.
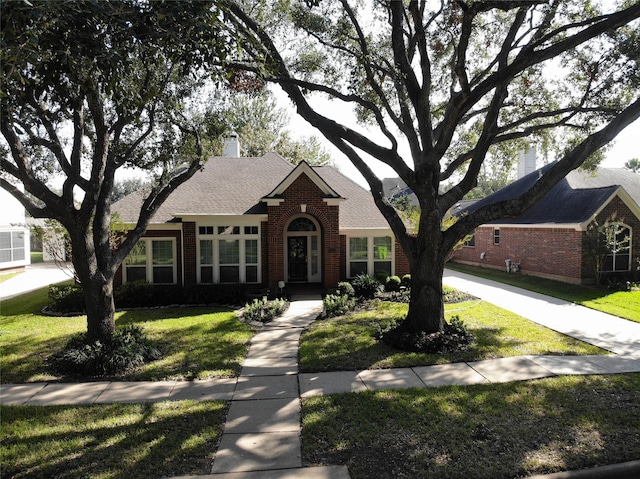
[1,0,233,342]
[206,89,333,164]
[223,0,640,335]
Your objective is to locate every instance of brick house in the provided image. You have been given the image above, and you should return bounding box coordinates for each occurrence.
[450,165,640,284]
[112,138,409,292]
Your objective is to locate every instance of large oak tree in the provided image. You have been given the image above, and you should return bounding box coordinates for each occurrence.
[224,0,640,335]
[1,1,231,343]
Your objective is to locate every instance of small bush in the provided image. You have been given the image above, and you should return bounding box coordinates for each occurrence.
[324,294,356,318]
[351,274,382,299]
[49,325,162,377]
[385,275,401,292]
[401,274,411,288]
[377,315,474,353]
[48,284,85,313]
[336,281,355,298]
[242,297,288,323]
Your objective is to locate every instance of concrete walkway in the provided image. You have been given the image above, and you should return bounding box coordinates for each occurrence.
[0,262,72,301]
[2,270,640,478]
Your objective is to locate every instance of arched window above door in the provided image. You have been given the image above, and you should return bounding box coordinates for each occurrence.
[287,217,317,231]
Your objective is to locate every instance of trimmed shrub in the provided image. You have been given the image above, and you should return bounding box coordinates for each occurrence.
[351,274,382,299]
[242,297,288,323]
[377,315,473,353]
[336,281,355,298]
[324,293,356,318]
[401,274,411,288]
[385,275,401,292]
[49,325,162,377]
[48,284,85,313]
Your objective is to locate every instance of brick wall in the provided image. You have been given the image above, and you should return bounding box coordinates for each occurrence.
[265,173,341,290]
[394,238,411,277]
[451,225,584,282]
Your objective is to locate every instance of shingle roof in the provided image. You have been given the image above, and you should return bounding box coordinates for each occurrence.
[460,165,640,225]
[113,153,389,229]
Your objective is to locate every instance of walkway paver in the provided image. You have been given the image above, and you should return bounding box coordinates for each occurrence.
[210,297,327,477]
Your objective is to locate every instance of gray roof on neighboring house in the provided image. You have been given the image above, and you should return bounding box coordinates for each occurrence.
[112,153,389,229]
[460,165,640,225]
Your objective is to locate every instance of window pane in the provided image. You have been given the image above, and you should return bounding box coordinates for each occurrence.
[0,232,10,249]
[493,229,500,244]
[374,237,391,260]
[288,217,316,231]
[0,250,12,262]
[350,262,367,277]
[153,266,174,284]
[246,265,258,283]
[374,261,392,277]
[614,254,630,271]
[220,265,240,283]
[13,247,25,261]
[200,240,213,265]
[245,239,258,264]
[200,266,213,283]
[244,226,258,235]
[11,231,25,248]
[152,240,173,265]
[126,266,147,282]
[311,235,319,276]
[218,226,239,235]
[349,237,368,260]
[125,242,146,266]
[219,240,239,264]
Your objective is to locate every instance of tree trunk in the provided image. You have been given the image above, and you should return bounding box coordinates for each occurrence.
[83,273,116,344]
[404,246,445,335]
[69,230,117,345]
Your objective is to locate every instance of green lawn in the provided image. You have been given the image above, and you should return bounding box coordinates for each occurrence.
[2,400,226,479]
[0,271,21,283]
[0,286,254,383]
[447,263,640,323]
[31,251,44,263]
[299,299,605,372]
[302,374,640,479]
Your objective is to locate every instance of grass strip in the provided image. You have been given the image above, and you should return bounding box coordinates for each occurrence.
[302,374,640,479]
[299,300,605,372]
[1,400,226,479]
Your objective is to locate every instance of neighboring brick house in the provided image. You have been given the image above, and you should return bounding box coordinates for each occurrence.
[112,140,409,292]
[450,165,640,284]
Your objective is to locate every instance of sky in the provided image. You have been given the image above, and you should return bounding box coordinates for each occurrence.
[275,88,639,189]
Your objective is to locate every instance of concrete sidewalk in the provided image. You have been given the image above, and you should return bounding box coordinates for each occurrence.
[0,262,72,301]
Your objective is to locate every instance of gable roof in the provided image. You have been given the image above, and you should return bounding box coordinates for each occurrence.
[113,152,390,229]
[264,161,343,200]
[460,165,640,226]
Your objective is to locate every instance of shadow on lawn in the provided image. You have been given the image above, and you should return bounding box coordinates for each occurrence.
[301,374,640,479]
[1,400,227,479]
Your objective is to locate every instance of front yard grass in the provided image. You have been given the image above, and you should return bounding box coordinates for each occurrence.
[1,400,226,479]
[302,374,640,479]
[447,263,640,323]
[0,286,254,383]
[299,300,606,372]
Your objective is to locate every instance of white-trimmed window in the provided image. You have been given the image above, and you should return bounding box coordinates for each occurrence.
[602,223,631,272]
[124,238,176,284]
[0,230,26,264]
[198,224,260,283]
[348,236,394,278]
[493,228,500,245]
